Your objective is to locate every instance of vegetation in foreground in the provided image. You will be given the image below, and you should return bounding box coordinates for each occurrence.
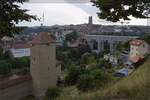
[55,57,150,100]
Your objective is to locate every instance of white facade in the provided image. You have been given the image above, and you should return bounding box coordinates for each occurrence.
[130,42,149,58]
[10,48,30,58]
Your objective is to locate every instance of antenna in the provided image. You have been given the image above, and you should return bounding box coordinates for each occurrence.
[41,12,45,26]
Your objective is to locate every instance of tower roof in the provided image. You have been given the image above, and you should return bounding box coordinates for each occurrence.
[31,32,55,44]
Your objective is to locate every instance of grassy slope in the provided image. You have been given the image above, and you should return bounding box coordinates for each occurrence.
[57,58,150,100]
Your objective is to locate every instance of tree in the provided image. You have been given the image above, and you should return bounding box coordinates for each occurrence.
[0,60,11,76]
[0,0,36,38]
[92,0,150,22]
[140,34,150,45]
[65,65,82,85]
[76,74,94,91]
[98,58,112,69]
[65,31,78,42]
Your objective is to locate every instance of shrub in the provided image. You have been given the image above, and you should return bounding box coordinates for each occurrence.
[76,74,94,91]
[76,68,113,92]
[0,60,11,76]
[45,87,61,99]
[65,66,82,85]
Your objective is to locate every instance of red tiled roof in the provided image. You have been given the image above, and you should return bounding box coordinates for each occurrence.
[130,39,144,46]
[31,32,55,44]
[12,41,30,49]
[0,75,32,90]
[129,56,144,63]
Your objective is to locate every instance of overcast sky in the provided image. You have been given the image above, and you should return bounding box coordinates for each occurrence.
[18,2,148,26]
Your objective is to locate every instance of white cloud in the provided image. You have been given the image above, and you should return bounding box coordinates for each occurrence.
[18,3,147,26]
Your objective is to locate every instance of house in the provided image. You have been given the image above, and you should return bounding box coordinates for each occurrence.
[10,41,30,58]
[129,39,149,63]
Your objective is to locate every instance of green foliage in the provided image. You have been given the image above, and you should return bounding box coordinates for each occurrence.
[140,34,150,45]
[0,0,36,38]
[76,68,112,92]
[0,47,11,60]
[116,41,130,51]
[45,87,61,99]
[76,74,94,91]
[65,31,78,42]
[92,0,150,22]
[65,66,83,85]
[98,58,112,69]
[0,60,11,76]
[80,52,97,65]
[9,57,30,69]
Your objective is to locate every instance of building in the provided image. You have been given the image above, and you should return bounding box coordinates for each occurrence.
[30,32,61,99]
[0,32,61,100]
[88,16,93,25]
[10,41,30,58]
[129,39,150,63]
[84,35,137,53]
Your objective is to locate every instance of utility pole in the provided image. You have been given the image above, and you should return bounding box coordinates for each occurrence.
[41,12,45,26]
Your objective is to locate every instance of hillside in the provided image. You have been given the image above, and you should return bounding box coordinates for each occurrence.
[57,57,150,100]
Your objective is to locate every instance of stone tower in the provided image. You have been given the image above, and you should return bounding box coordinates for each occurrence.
[30,32,59,99]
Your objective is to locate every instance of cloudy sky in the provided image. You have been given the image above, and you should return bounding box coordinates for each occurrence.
[18,1,148,26]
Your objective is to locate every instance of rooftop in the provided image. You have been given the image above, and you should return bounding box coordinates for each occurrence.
[130,39,144,46]
[12,41,30,49]
[129,56,144,63]
[31,32,55,44]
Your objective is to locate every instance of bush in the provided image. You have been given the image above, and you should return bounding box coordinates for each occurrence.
[45,87,61,99]
[76,68,113,92]
[8,57,30,69]
[0,60,11,76]
[76,74,94,92]
[65,66,82,85]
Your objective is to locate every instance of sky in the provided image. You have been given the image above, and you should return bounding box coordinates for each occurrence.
[18,1,148,26]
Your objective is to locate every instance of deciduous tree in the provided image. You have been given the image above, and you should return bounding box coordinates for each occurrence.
[0,0,36,38]
[92,0,150,22]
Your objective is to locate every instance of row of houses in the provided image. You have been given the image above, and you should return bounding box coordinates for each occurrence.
[114,39,150,77]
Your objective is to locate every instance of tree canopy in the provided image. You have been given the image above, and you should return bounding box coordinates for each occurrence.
[0,0,36,38]
[92,0,150,22]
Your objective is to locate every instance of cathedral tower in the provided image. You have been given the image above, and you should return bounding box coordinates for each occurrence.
[88,16,93,25]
